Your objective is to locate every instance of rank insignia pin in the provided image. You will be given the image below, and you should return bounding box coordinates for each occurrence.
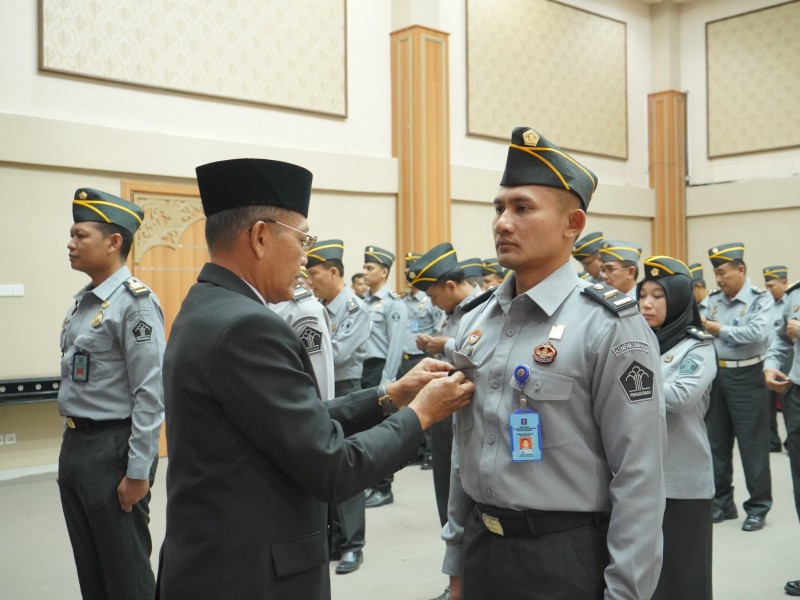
[468,329,482,345]
[533,342,557,365]
[91,310,104,327]
[664,355,673,363]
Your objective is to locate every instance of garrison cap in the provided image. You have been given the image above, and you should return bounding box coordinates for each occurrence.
[572,232,604,259]
[364,246,395,268]
[708,242,744,267]
[407,243,458,291]
[688,262,704,283]
[643,255,691,281]
[306,239,344,268]
[482,259,507,277]
[600,240,642,264]
[298,266,308,279]
[72,188,144,234]
[500,127,598,210]
[195,158,312,218]
[763,265,788,281]
[404,251,422,270]
[458,257,484,279]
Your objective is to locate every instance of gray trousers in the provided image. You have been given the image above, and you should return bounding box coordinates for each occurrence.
[58,423,157,600]
[784,384,800,522]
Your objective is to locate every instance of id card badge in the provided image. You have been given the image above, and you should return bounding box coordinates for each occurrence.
[72,349,90,382]
[509,408,542,462]
[410,319,419,333]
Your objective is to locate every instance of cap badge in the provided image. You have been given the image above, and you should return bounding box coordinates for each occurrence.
[711,247,718,254]
[533,342,557,365]
[468,329,482,345]
[368,246,374,252]
[408,272,416,279]
[78,191,88,200]
[522,129,540,147]
[651,268,659,277]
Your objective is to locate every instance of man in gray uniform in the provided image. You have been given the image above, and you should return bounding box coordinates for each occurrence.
[763,279,800,596]
[361,245,409,507]
[572,231,604,284]
[690,262,710,320]
[599,239,641,297]
[59,188,165,600]
[458,257,484,289]
[400,251,444,378]
[442,127,666,600]
[305,239,371,574]
[480,259,506,290]
[764,265,791,452]
[703,243,773,531]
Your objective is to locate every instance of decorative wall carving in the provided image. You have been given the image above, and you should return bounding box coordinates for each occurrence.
[133,195,205,264]
[466,0,627,159]
[40,0,347,116]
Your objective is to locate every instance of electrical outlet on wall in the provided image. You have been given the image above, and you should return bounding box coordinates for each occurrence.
[4,433,16,445]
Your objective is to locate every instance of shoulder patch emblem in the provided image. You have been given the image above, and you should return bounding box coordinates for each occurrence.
[131,320,153,343]
[678,353,704,376]
[612,341,649,356]
[618,360,654,403]
[296,323,322,354]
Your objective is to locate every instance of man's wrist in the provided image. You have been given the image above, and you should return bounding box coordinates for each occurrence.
[377,384,397,415]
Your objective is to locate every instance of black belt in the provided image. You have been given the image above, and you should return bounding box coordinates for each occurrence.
[473,503,606,538]
[65,416,131,431]
[363,357,385,366]
[402,353,425,360]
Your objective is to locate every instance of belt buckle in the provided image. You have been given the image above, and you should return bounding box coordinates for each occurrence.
[481,513,504,536]
[718,360,728,368]
[66,417,76,429]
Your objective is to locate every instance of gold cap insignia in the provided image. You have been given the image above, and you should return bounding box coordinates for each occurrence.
[408,272,416,279]
[522,129,540,147]
[651,268,659,276]
[368,246,374,252]
[78,191,88,200]
[711,247,718,254]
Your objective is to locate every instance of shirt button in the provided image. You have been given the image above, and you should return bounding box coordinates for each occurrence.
[506,329,515,336]
[533,381,542,391]
[488,435,495,444]
[490,380,500,389]
[485,489,493,498]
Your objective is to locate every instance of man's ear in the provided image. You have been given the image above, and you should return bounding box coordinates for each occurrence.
[565,208,586,240]
[248,221,268,259]
[106,232,123,254]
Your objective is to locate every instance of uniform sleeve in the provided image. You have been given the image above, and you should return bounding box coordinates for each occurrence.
[314,310,335,401]
[292,302,335,402]
[765,300,795,372]
[718,293,772,346]
[121,296,166,479]
[663,342,717,415]
[441,417,469,576]
[592,317,666,600]
[381,299,409,385]
[331,305,370,368]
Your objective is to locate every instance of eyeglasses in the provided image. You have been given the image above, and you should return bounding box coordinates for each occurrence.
[600,264,621,276]
[253,218,317,252]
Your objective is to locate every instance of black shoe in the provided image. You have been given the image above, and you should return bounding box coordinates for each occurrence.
[365,489,393,508]
[742,514,766,531]
[335,550,363,574]
[421,455,433,470]
[712,506,738,523]
[785,580,800,596]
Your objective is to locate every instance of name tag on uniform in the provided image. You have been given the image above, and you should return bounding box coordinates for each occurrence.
[509,408,542,462]
[72,350,90,382]
[410,319,419,333]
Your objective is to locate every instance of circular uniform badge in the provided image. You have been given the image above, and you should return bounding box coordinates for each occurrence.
[468,329,482,345]
[533,342,557,365]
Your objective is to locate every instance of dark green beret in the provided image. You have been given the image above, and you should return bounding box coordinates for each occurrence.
[500,127,598,210]
[404,251,422,270]
[708,242,744,267]
[364,246,395,268]
[572,232,604,259]
[482,259,507,277]
[688,262,704,283]
[643,255,691,281]
[600,240,642,264]
[458,257,483,279]
[407,243,458,291]
[763,265,788,281]
[196,158,312,218]
[72,188,144,234]
[306,239,344,268]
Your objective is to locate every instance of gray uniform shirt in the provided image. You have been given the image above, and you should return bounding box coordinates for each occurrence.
[363,284,408,385]
[442,262,666,600]
[660,334,716,499]
[326,286,370,382]
[706,279,772,360]
[58,266,165,480]
[440,285,482,361]
[402,290,444,354]
[765,285,800,384]
[698,294,709,321]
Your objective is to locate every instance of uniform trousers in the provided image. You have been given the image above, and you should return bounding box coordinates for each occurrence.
[430,415,453,527]
[706,362,772,517]
[331,378,367,554]
[361,358,393,494]
[462,505,609,600]
[58,422,157,600]
[651,498,713,600]
[784,384,800,522]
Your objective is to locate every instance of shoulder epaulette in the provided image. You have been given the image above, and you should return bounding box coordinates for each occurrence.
[463,288,494,313]
[123,277,151,297]
[685,325,713,341]
[709,289,722,296]
[391,292,403,300]
[347,298,359,314]
[581,283,637,314]
[292,286,313,302]
[751,286,766,294]
[786,280,800,294]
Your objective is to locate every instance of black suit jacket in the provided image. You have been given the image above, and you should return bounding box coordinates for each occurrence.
[158,264,423,599]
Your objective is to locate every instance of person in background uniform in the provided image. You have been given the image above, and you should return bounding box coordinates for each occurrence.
[361,245,409,508]
[305,239,371,574]
[599,239,641,297]
[764,265,791,452]
[690,262,710,320]
[480,259,506,290]
[443,127,665,600]
[458,257,484,289]
[763,278,800,596]
[571,231,604,284]
[59,188,165,600]
[351,272,368,299]
[157,158,474,600]
[296,265,312,291]
[638,256,716,600]
[703,242,773,531]
[270,284,334,402]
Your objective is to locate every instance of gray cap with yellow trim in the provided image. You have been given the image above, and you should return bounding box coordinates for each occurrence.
[599,239,642,264]
[364,245,395,268]
[306,239,344,268]
[642,255,691,281]
[72,188,144,234]
[763,265,788,281]
[500,127,598,210]
[406,243,458,291]
[688,262,704,283]
[404,251,422,271]
[708,242,744,267]
[458,257,483,279]
[482,258,507,278]
[572,231,604,259]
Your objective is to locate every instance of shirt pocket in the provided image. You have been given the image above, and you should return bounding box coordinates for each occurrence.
[72,333,117,381]
[510,370,574,448]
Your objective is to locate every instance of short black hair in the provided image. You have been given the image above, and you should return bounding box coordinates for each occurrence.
[436,267,465,285]
[351,272,364,283]
[322,259,345,278]
[93,222,134,261]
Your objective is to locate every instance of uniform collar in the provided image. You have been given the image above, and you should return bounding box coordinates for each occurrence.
[726,277,753,304]
[327,286,351,314]
[365,284,392,302]
[79,265,131,302]
[495,262,579,317]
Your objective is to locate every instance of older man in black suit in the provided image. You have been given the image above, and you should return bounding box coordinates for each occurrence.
[156,158,473,599]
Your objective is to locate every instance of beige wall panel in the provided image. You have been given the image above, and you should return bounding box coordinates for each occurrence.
[0,403,63,477]
[706,1,800,157]
[40,0,347,116]
[466,0,627,158]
